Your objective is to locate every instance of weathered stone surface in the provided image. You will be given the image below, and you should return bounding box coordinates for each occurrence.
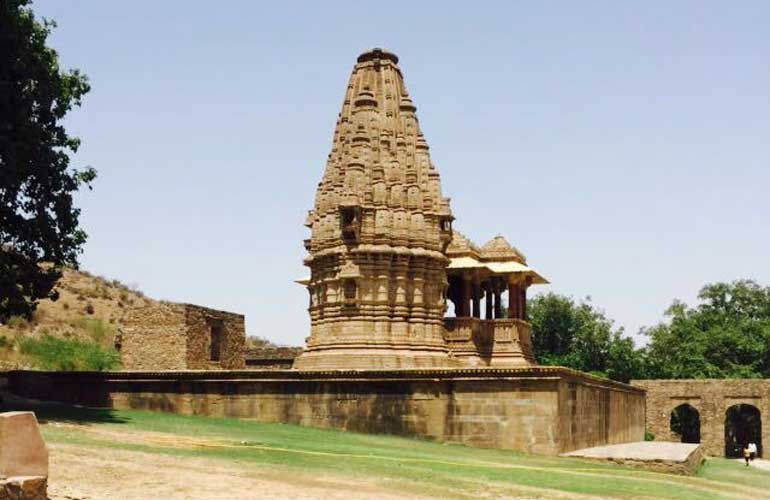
[296,48,455,370]
[0,412,48,479]
[562,442,705,475]
[121,303,245,370]
[295,49,549,370]
[0,476,48,500]
[9,368,645,456]
[632,379,770,457]
[245,347,303,369]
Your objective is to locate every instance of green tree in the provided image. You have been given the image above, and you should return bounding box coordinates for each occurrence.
[529,293,641,382]
[0,0,95,321]
[641,280,770,379]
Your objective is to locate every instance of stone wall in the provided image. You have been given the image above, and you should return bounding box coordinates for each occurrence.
[121,303,245,370]
[558,376,646,452]
[9,367,644,456]
[120,303,188,370]
[184,305,245,370]
[632,379,770,457]
[244,347,302,369]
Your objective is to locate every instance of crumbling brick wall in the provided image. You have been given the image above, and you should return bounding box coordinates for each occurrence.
[244,346,302,369]
[184,304,245,370]
[121,303,188,370]
[121,303,245,370]
[632,379,770,457]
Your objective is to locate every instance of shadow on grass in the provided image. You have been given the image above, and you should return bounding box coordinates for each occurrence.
[0,390,129,425]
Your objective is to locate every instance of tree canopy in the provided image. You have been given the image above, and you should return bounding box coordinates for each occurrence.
[0,0,95,321]
[528,293,641,382]
[641,280,770,379]
[530,280,770,382]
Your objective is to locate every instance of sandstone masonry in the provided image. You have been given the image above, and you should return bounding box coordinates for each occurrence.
[632,379,769,457]
[9,368,645,456]
[120,303,245,370]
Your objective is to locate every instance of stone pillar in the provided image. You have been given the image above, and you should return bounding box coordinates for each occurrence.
[460,275,472,317]
[508,277,519,320]
[484,281,493,319]
[521,277,531,321]
[472,277,481,319]
[493,280,502,319]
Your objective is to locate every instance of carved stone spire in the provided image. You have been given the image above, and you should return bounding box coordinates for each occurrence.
[294,48,454,370]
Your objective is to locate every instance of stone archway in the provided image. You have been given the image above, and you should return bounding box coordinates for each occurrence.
[724,404,762,458]
[670,403,701,443]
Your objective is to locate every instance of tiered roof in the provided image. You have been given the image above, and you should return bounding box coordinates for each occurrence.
[446,232,547,284]
[305,48,452,254]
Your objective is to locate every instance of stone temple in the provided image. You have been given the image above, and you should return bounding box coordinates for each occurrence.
[294,48,547,370]
[9,49,647,457]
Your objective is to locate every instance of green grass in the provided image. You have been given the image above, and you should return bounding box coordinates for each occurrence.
[17,333,120,370]
[69,316,115,343]
[23,403,769,499]
[697,458,770,491]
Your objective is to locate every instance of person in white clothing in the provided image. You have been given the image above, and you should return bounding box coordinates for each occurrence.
[748,442,757,461]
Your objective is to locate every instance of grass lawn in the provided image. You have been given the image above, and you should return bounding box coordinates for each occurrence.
[26,403,770,500]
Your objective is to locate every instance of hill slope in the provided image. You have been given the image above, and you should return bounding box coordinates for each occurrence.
[0,268,288,370]
[0,268,153,369]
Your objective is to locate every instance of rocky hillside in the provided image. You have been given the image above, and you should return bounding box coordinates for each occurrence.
[0,268,153,369]
[0,268,289,370]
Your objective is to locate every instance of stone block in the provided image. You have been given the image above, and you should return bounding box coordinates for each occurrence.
[0,412,48,478]
[0,476,47,500]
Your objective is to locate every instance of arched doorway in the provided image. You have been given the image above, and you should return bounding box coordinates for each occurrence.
[724,404,762,458]
[670,404,701,443]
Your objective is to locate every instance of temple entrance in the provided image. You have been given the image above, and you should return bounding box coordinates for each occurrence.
[670,404,701,444]
[724,404,762,458]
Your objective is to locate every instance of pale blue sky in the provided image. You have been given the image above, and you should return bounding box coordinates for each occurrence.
[33,1,769,345]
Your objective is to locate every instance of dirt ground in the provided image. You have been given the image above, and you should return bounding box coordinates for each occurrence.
[46,442,441,500]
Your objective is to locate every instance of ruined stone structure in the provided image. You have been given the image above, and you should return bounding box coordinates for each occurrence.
[121,303,245,370]
[633,379,769,458]
[9,368,645,456]
[244,346,303,369]
[294,48,546,370]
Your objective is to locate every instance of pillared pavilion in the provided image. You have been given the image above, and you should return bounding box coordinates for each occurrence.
[293,49,546,370]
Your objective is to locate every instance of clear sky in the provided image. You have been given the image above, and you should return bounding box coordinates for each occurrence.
[32,1,769,346]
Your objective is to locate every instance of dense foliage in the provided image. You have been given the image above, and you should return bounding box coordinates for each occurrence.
[641,280,770,379]
[0,0,95,321]
[528,293,641,382]
[530,280,770,382]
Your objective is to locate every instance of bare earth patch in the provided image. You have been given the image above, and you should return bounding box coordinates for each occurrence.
[46,443,440,500]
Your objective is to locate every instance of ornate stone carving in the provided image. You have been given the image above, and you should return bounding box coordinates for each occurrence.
[294,49,454,370]
[294,49,546,370]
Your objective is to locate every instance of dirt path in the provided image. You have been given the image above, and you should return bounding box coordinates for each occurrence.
[44,439,606,500]
[749,458,770,472]
[46,442,442,500]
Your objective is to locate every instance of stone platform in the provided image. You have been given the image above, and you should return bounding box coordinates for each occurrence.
[9,367,645,456]
[562,441,705,475]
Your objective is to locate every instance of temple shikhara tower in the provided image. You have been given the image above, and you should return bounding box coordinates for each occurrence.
[294,49,546,370]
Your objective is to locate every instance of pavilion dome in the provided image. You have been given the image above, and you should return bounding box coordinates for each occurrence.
[445,230,480,257]
[480,235,526,263]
